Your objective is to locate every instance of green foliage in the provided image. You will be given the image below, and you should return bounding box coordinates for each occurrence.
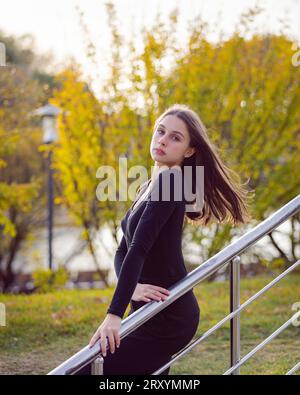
[32,267,69,293]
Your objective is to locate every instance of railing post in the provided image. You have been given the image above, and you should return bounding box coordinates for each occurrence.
[229,256,241,375]
[91,356,104,375]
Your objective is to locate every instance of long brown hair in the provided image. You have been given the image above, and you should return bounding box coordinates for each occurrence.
[153,104,254,226]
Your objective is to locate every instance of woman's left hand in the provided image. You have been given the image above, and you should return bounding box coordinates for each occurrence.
[89,313,122,356]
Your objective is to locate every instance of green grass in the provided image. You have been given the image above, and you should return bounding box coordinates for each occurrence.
[0,273,299,375]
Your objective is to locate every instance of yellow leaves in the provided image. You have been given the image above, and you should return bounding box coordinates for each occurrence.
[49,68,124,229]
[0,159,7,169]
[32,267,69,294]
[54,196,63,205]
[37,143,51,155]
[0,215,16,238]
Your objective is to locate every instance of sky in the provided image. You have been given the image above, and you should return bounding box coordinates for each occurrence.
[0,0,299,86]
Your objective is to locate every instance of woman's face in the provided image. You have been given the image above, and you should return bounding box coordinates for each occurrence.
[150,114,195,167]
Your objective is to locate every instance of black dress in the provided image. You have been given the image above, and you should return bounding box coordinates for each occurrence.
[78,168,200,375]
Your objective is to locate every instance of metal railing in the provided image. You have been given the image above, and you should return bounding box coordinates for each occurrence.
[48,194,300,375]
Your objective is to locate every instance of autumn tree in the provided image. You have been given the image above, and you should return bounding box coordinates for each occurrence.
[0,32,53,291]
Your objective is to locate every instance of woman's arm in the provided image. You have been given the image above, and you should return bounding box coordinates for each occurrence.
[114,234,128,279]
[107,169,183,319]
[113,180,148,278]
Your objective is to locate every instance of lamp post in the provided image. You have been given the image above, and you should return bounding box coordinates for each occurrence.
[31,104,60,270]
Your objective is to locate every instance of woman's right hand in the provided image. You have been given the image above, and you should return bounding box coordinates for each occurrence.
[131,283,170,302]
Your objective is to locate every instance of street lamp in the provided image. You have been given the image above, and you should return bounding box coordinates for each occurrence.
[31,104,61,270]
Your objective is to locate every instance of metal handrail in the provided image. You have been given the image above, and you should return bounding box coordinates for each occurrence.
[48,194,300,375]
[230,256,240,374]
[223,310,300,375]
[286,361,300,375]
[152,259,300,375]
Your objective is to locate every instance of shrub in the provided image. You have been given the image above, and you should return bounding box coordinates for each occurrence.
[32,267,69,293]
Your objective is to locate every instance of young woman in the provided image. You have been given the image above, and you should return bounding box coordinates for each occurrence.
[81,103,252,375]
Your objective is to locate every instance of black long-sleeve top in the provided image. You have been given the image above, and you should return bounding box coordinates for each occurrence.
[107,168,189,319]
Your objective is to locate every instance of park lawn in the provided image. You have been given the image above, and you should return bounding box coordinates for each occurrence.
[0,273,299,375]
